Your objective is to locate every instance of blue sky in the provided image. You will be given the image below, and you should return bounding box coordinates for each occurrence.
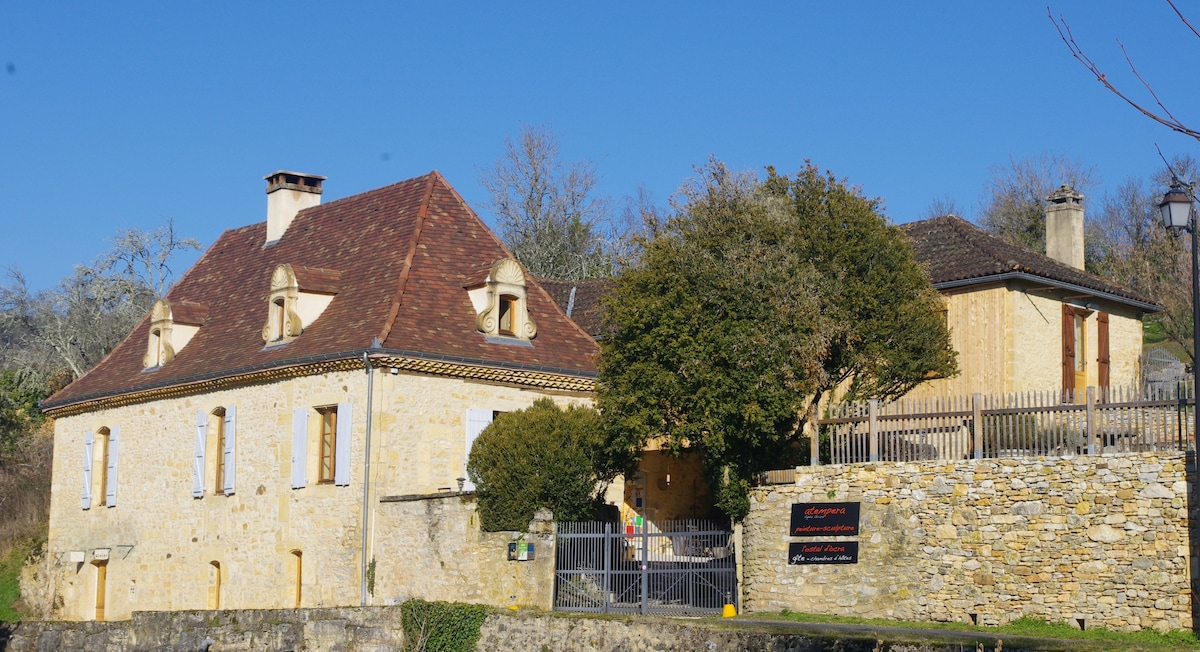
[2,2,1198,291]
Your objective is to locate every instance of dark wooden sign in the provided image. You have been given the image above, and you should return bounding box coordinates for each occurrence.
[788,541,859,565]
[789,502,860,536]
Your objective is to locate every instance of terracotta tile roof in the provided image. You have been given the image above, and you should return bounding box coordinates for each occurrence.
[44,172,599,411]
[168,301,208,326]
[537,278,613,338]
[291,266,342,294]
[901,215,1159,311]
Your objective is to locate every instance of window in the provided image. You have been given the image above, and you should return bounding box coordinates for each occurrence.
[291,402,352,489]
[271,298,286,342]
[213,408,227,495]
[263,264,340,345]
[462,409,496,492]
[142,299,205,369]
[498,295,516,335]
[83,426,119,509]
[208,561,222,610]
[318,406,337,484]
[93,560,107,621]
[149,329,163,367]
[96,428,110,508]
[194,406,236,497]
[290,550,303,608]
[470,259,537,341]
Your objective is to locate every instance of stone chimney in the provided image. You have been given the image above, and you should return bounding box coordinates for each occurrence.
[265,171,326,244]
[1045,184,1084,270]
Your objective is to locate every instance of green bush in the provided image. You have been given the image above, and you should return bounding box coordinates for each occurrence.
[400,599,489,652]
[467,398,614,531]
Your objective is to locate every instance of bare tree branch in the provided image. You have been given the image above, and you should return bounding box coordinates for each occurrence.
[1050,6,1200,141]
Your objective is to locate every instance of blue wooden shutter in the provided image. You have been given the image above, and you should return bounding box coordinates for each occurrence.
[105,425,120,507]
[223,404,237,495]
[82,430,94,510]
[463,409,494,492]
[291,408,308,489]
[334,402,351,486]
[194,411,206,498]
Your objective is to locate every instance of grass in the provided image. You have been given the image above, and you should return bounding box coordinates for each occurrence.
[760,611,1200,651]
[0,543,30,622]
[1144,321,1190,362]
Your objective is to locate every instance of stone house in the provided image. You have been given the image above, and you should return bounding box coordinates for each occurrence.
[899,185,1159,400]
[38,171,599,620]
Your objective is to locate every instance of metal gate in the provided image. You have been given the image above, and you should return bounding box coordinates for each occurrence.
[554,520,736,616]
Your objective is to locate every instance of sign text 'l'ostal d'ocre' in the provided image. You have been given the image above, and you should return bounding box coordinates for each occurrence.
[789,502,860,537]
[788,541,859,565]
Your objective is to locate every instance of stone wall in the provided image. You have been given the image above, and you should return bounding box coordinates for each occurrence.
[0,607,1059,651]
[742,452,1194,633]
[371,493,556,609]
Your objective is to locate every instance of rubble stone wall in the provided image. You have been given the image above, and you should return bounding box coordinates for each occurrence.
[742,453,1195,633]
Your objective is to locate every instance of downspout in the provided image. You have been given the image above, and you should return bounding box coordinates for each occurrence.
[360,351,375,606]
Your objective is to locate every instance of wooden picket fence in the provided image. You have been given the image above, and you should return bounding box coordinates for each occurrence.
[817,384,1195,465]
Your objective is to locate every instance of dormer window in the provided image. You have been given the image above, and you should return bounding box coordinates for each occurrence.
[498,295,516,336]
[143,300,207,370]
[262,264,341,346]
[468,259,537,341]
[271,298,287,342]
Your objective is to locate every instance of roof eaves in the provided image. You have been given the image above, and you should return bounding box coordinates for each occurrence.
[41,344,597,416]
[933,271,1162,313]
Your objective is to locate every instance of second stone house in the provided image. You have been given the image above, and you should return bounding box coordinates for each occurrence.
[899,185,1159,400]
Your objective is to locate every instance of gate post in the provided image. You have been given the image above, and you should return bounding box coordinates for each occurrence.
[868,399,879,462]
[602,522,612,614]
[1086,386,1097,455]
[972,393,983,460]
[640,525,649,614]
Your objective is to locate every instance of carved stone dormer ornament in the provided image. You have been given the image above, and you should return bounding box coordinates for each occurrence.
[262,263,340,344]
[143,299,207,369]
[474,259,537,340]
[263,264,304,343]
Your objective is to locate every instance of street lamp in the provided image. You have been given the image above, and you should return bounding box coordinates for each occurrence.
[1158,179,1200,447]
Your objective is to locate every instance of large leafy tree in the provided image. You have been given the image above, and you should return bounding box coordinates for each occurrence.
[597,160,957,519]
[467,399,616,531]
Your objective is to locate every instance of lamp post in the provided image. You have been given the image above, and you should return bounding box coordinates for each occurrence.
[1158,180,1200,445]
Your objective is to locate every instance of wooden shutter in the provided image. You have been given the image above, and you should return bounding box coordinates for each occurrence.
[1098,312,1111,394]
[463,409,494,492]
[1062,304,1076,396]
[194,411,207,498]
[82,430,94,510]
[291,408,308,489]
[223,405,237,495]
[334,402,352,486]
[105,425,119,508]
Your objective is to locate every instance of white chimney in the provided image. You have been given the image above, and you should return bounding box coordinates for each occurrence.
[265,171,326,244]
[1045,184,1084,270]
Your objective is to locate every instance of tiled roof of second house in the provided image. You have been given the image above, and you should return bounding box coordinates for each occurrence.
[901,215,1158,310]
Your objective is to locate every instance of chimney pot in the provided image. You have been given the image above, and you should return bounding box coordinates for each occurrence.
[265,171,326,244]
[1045,184,1085,270]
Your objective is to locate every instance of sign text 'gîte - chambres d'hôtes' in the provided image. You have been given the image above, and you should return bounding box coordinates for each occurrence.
[788,541,859,564]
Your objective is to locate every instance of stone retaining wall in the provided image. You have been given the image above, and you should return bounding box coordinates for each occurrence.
[0,608,1066,651]
[742,452,1196,633]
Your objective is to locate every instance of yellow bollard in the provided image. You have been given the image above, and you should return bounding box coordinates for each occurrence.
[722,603,737,618]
